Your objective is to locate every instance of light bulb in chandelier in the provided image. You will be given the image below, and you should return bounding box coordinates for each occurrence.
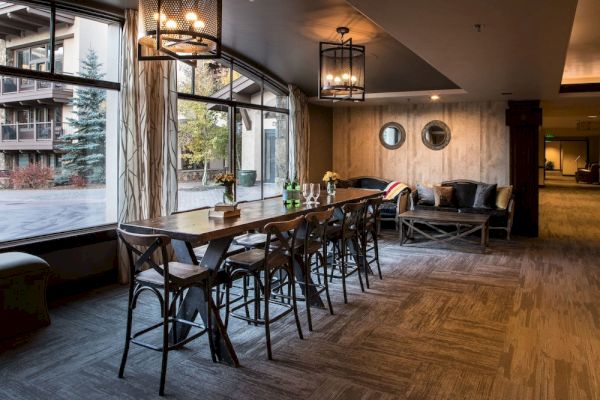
[351,76,357,83]
[193,20,206,29]
[342,73,349,81]
[153,12,167,22]
[185,12,198,21]
[165,20,177,29]
[334,76,341,84]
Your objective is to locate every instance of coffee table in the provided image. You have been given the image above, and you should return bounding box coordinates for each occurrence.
[399,210,490,252]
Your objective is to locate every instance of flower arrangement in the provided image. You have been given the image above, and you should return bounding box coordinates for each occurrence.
[322,171,340,183]
[214,172,236,185]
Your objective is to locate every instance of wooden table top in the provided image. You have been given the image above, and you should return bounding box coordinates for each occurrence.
[121,188,382,243]
[400,210,490,225]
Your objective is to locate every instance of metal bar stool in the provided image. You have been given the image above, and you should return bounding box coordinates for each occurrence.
[117,229,215,396]
[224,216,305,360]
[301,208,335,331]
[361,197,384,288]
[326,201,366,304]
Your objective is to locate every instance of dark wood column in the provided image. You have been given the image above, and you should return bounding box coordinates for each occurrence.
[506,100,542,237]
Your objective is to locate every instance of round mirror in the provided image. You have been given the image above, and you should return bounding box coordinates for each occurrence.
[379,122,406,150]
[422,120,451,150]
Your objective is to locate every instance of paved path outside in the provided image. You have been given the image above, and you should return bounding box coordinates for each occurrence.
[0,182,282,242]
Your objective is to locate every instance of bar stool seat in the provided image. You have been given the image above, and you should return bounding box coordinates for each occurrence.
[193,243,245,260]
[234,232,268,248]
[226,249,265,270]
[137,262,209,286]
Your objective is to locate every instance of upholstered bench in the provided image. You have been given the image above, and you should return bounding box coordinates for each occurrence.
[0,252,51,339]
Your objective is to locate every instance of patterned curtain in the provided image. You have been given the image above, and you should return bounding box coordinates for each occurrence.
[117,9,178,283]
[288,84,310,183]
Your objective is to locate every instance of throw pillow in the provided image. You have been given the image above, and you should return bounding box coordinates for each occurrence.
[473,183,497,209]
[452,183,478,208]
[495,186,513,209]
[383,181,408,201]
[416,183,435,206]
[434,185,455,207]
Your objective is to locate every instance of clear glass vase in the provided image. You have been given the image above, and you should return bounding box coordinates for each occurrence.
[326,180,336,196]
[223,183,235,204]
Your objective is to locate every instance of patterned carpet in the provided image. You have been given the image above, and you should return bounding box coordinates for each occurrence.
[0,185,598,399]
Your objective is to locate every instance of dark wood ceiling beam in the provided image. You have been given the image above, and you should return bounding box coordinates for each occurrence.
[0,25,22,36]
[7,12,48,29]
[25,7,74,25]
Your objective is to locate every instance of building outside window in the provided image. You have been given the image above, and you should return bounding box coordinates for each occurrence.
[0,2,120,243]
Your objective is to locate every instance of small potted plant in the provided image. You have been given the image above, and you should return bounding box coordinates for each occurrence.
[322,171,340,196]
[215,172,236,204]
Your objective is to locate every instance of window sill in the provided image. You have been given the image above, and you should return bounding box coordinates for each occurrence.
[0,224,118,254]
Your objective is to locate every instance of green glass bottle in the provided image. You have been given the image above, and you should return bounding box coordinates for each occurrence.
[283,177,292,207]
[292,174,301,207]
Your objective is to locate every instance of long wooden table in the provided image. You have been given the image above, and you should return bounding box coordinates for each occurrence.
[120,188,382,366]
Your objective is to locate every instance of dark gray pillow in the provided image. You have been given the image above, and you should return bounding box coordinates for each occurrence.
[416,184,435,206]
[452,183,478,208]
[473,183,497,209]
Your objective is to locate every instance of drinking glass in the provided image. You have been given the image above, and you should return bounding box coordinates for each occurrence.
[311,183,320,204]
[302,183,311,204]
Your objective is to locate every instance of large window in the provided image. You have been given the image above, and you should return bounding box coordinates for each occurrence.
[0,3,121,243]
[176,59,289,211]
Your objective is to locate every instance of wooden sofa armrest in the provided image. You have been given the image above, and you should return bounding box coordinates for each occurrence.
[396,189,411,217]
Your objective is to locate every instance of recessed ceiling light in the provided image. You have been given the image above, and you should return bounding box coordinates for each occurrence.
[430,95,440,101]
[587,115,598,118]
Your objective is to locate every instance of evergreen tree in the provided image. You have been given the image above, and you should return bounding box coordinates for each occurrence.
[57,49,106,184]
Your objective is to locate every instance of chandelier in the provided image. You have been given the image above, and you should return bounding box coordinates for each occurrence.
[138,0,222,62]
[319,27,365,101]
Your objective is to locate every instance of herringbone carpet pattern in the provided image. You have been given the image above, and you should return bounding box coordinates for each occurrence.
[0,185,598,399]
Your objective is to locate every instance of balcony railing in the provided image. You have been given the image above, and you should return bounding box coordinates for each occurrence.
[1,121,64,142]
[0,76,63,94]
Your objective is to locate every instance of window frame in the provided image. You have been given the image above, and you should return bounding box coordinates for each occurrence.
[176,54,290,207]
[0,1,121,91]
[0,1,123,246]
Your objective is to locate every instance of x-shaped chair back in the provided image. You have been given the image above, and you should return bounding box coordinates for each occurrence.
[304,208,335,250]
[117,228,173,287]
[263,216,304,269]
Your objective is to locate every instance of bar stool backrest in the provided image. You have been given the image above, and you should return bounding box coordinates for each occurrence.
[341,202,366,238]
[117,228,173,285]
[263,216,304,269]
[365,196,383,228]
[304,208,334,249]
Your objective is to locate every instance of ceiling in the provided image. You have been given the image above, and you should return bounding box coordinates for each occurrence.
[79,0,600,106]
[562,0,600,84]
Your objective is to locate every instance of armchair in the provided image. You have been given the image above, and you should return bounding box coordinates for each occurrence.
[575,163,599,184]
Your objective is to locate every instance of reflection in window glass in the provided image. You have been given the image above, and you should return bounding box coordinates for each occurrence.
[263,112,288,198]
[263,82,289,109]
[195,60,232,99]
[177,100,230,211]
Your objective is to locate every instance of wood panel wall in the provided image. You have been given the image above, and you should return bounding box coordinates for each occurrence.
[333,101,509,186]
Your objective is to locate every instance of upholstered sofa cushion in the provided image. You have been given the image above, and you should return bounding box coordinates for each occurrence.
[413,204,459,213]
[458,207,508,226]
[450,182,478,208]
[380,202,397,218]
[354,177,389,190]
[416,184,435,205]
[473,183,497,209]
[433,185,455,207]
[495,186,513,210]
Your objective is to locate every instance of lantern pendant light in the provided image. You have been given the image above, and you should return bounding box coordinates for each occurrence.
[319,27,365,101]
[138,0,222,62]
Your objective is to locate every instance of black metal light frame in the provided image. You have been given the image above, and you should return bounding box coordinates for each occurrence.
[318,27,365,101]
[138,0,222,63]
